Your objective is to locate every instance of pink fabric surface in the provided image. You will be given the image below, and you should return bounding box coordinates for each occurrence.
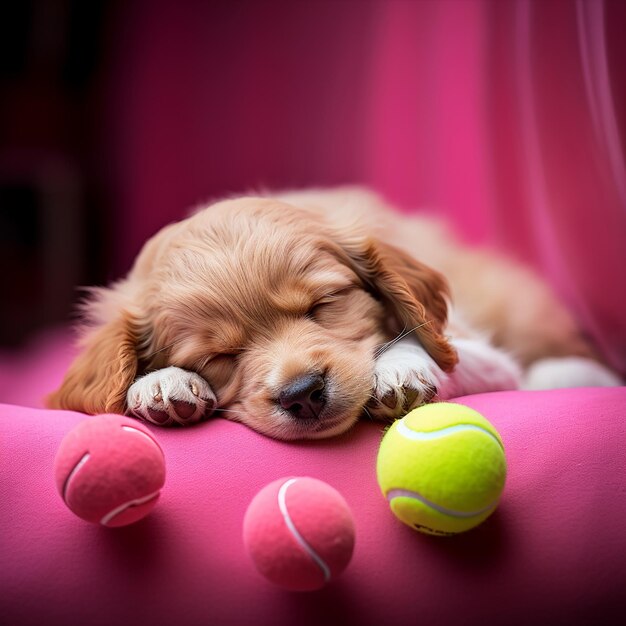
[104,0,626,376]
[2,387,625,626]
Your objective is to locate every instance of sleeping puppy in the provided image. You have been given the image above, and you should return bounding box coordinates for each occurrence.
[47,187,621,439]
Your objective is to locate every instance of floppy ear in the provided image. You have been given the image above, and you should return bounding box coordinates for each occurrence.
[46,219,183,414]
[46,310,140,414]
[332,236,458,372]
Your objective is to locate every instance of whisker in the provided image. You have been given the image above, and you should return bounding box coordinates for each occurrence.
[373,321,432,359]
[142,339,185,360]
[210,407,241,415]
[362,406,374,421]
[372,322,409,356]
[374,324,417,358]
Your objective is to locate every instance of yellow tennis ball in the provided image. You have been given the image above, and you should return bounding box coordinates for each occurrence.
[376,403,506,536]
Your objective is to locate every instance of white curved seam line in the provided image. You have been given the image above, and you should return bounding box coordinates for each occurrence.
[63,452,91,502]
[121,425,156,443]
[397,419,503,450]
[100,490,160,526]
[387,488,497,519]
[278,478,331,583]
[121,425,165,459]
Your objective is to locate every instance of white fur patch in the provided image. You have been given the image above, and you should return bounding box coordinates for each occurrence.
[373,340,446,399]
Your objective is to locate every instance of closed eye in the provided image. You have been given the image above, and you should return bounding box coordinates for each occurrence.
[306,287,354,319]
[197,351,237,365]
[199,353,239,390]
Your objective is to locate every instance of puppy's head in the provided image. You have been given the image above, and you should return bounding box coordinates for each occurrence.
[48,197,457,440]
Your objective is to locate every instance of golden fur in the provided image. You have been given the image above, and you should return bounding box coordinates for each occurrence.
[48,187,612,439]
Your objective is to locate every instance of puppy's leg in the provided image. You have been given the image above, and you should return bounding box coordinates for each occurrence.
[523,357,623,390]
[126,367,216,426]
[368,336,521,421]
[442,337,522,398]
[446,248,622,388]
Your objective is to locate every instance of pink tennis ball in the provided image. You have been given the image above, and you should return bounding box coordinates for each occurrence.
[243,477,356,591]
[54,414,166,527]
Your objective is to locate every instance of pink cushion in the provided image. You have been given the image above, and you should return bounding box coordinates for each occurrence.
[1,387,625,625]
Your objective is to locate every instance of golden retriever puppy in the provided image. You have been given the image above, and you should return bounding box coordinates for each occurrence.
[47,187,621,439]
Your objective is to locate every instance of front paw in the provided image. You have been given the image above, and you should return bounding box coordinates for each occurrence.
[367,370,438,421]
[126,367,216,426]
[366,346,443,421]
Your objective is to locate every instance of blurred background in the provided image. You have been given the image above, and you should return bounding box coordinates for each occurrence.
[1,0,625,393]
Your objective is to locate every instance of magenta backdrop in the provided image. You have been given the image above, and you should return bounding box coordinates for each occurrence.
[104,0,626,376]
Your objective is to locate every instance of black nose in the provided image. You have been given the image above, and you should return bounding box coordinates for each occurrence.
[279,374,326,419]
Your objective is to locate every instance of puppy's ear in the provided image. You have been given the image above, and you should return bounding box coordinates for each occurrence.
[46,310,140,414]
[334,237,458,372]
